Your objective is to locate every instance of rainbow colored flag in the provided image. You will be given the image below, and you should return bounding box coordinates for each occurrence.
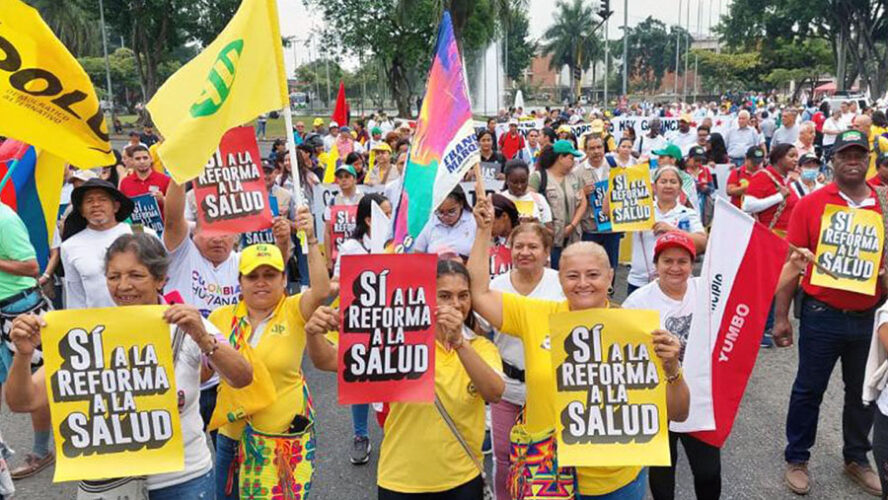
[392,11,479,250]
[0,140,67,270]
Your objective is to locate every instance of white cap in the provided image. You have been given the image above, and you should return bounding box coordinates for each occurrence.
[329,121,339,128]
[507,118,518,126]
[71,169,99,183]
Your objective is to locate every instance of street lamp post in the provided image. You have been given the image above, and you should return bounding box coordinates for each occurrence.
[98,0,114,123]
[622,0,628,96]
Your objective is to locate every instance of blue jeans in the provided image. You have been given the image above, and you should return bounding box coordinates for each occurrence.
[199,386,218,446]
[578,469,647,499]
[150,469,214,500]
[352,404,369,437]
[215,434,240,500]
[551,246,564,270]
[784,297,875,464]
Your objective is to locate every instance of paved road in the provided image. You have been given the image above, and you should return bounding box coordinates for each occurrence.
[1,266,879,499]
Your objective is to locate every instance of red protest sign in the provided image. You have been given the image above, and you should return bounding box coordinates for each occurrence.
[489,243,512,277]
[338,253,437,405]
[194,126,273,235]
[328,205,358,261]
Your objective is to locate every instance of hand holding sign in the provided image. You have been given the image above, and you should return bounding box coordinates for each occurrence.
[272,216,291,243]
[651,329,681,380]
[162,304,209,345]
[295,205,315,239]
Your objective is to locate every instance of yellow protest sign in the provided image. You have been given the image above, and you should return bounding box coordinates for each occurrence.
[42,306,184,482]
[514,200,535,217]
[810,204,884,295]
[549,308,669,467]
[608,164,655,231]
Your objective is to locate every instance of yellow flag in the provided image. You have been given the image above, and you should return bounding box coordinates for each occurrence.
[322,146,339,183]
[0,0,114,168]
[147,0,288,183]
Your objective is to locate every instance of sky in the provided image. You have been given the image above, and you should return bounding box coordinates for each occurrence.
[276,0,732,73]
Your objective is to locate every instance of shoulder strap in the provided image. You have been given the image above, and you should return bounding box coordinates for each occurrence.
[433,395,487,478]
[761,168,787,230]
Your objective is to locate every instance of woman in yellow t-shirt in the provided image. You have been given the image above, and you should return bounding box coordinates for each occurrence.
[210,207,332,500]
[303,259,506,499]
[466,196,690,500]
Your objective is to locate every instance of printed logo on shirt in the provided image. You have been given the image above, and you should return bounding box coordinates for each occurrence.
[191,270,240,314]
[540,335,551,351]
[270,324,286,335]
[665,313,692,361]
[467,381,478,397]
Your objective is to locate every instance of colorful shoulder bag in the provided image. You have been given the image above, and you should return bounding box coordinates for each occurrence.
[507,408,576,500]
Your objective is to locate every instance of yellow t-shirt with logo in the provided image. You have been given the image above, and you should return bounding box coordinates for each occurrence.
[209,294,308,439]
[500,293,641,496]
[377,336,502,493]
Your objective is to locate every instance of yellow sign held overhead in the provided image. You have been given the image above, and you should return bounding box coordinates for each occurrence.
[608,164,656,232]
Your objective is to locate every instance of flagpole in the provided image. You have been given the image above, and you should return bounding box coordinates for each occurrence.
[0,159,18,193]
[283,104,304,208]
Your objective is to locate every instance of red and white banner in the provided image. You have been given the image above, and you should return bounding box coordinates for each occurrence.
[672,197,788,447]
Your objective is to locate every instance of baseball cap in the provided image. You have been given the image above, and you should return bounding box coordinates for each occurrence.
[745,146,765,162]
[652,143,682,161]
[340,126,351,134]
[833,129,869,154]
[239,244,285,275]
[329,121,339,129]
[371,126,383,135]
[556,124,572,134]
[799,153,820,166]
[688,146,707,159]
[679,113,693,123]
[371,142,392,152]
[335,164,357,177]
[552,139,583,157]
[313,117,324,127]
[654,231,697,262]
[508,118,519,126]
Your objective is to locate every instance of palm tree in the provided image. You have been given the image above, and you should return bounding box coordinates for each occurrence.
[541,0,602,100]
[30,0,100,57]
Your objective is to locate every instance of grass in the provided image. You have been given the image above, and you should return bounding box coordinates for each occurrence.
[113,113,321,140]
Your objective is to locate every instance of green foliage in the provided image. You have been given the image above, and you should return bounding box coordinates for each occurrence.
[27,0,100,57]
[503,6,535,82]
[692,50,761,91]
[541,0,602,95]
[617,16,688,93]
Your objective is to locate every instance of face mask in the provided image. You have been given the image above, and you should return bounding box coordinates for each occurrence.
[801,168,819,181]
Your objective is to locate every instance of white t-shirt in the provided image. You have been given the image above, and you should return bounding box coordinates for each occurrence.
[148,320,220,490]
[622,277,700,432]
[334,235,370,278]
[61,223,135,309]
[628,203,703,287]
[165,237,240,318]
[633,134,668,159]
[490,268,563,405]
[666,129,698,155]
[501,191,553,224]
[822,117,844,146]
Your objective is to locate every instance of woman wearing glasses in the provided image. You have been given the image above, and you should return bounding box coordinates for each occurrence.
[412,185,477,258]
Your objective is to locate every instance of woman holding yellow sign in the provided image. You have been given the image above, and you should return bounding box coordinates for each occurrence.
[4,233,254,499]
[626,166,708,297]
[467,195,690,500]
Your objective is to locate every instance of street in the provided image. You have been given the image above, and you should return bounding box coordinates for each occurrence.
[0,266,878,499]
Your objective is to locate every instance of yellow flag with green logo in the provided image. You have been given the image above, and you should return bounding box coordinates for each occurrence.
[147,0,288,183]
[0,0,114,168]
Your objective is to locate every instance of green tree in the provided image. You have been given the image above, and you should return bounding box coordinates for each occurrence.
[617,17,686,94]
[305,0,498,117]
[503,5,535,82]
[27,0,99,57]
[540,0,601,99]
[692,50,761,92]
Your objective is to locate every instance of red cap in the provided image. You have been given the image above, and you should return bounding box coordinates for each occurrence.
[654,231,696,261]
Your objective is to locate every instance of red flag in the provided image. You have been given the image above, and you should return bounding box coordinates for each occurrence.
[332,80,348,126]
[671,197,789,447]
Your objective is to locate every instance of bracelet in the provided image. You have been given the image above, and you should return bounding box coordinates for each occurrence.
[201,336,219,357]
[666,368,683,384]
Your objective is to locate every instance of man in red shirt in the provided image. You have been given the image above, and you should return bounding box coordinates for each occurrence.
[774,130,883,497]
[498,119,525,160]
[119,145,170,213]
[726,146,764,208]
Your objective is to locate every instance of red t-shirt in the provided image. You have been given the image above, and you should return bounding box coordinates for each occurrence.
[786,183,885,310]
[726,166,756,208]
[498,132,525,160]
[812,111,826,132]
[745,165,798,231]
[119,170,171,212]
